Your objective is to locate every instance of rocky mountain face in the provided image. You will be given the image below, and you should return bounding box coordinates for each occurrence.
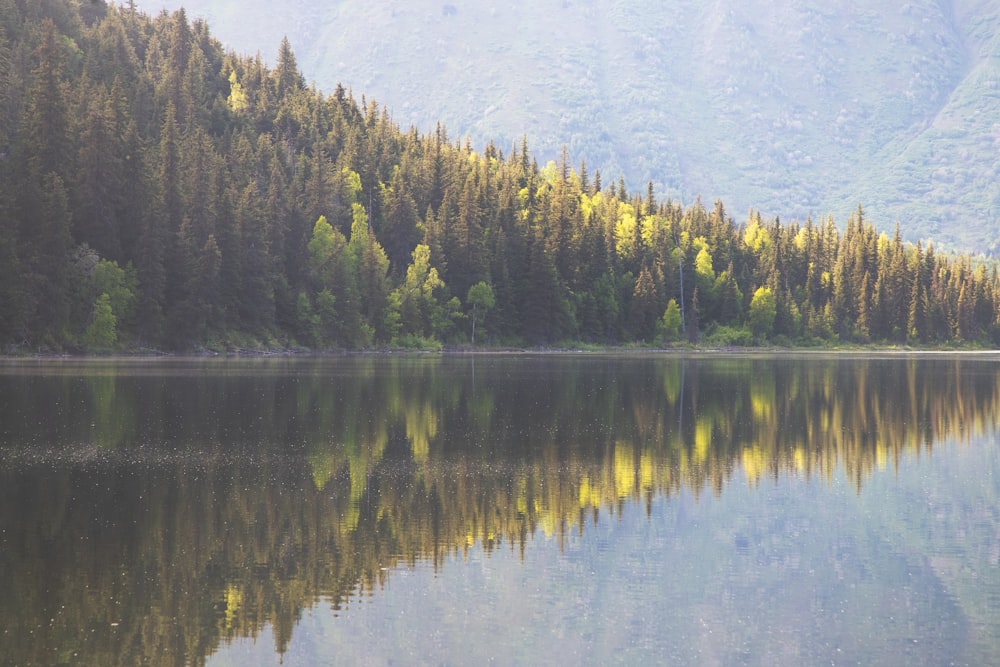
[139,0,1000,253]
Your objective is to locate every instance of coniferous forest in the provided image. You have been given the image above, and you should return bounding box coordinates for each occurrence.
[3,0,1000,352]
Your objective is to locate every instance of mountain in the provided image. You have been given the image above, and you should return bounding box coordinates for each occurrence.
[136,0,1000,253]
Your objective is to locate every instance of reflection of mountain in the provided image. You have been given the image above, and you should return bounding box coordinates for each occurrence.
[1,355,999,665]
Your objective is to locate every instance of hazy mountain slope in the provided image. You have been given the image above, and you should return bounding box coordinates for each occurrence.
[851,0,1000,252]
[138,0,1000,252]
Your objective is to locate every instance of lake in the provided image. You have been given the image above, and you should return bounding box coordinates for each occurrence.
[1,353,999,666]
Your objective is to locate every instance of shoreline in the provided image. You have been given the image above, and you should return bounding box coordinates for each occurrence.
[2,344,999,360]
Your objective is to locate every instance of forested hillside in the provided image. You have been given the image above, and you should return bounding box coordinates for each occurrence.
[139,0,1000,254]
[2,0,1000,352]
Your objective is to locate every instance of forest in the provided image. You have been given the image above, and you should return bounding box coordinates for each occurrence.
[3,0,1000,352]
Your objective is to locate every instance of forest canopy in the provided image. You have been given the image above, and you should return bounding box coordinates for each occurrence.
[2,0,999,351]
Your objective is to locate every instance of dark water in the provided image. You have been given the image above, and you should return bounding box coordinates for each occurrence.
[1,354,998,666]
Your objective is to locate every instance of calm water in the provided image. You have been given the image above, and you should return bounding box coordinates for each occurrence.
[1,354,999,666]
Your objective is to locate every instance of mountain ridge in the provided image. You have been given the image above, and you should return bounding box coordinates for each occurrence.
[138,0,1000,253]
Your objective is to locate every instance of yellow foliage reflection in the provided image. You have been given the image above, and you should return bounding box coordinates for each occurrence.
[4,355,1000,666]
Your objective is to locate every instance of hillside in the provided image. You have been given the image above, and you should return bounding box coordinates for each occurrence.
[3,0,1000,353]
[137,0,1000,253]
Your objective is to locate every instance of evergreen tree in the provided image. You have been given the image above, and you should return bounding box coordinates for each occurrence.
[25,19,70,181]
[235,180,275,333]
[382,166,422,277]
[687,287,700,343]
[274,36,304,99]
[25,172,73,341]
[628,266,660,341]
[522,226,574,343]
[908,277,926,344]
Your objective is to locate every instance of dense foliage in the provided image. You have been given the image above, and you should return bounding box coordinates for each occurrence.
[3,0,1000,351]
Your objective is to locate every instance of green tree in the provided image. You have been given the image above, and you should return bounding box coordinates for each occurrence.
[234,180,275,334]
[748,286,777,339]
[26,19,70,180]
[92,259,138,337]
[432,296,464,342]
[628,266,660,341]
[382,166,422,276]
[394,243,445,340]
[274,36,304,99]
[660,299,683,343]
[307,215,361,346]
[75,92,125,260]
[314,289,338,347]
[295,290,320,346]
[687,287,701,343]
[26,172,73,341]
[522,226,575,343]
[348,203,391,343]
[467,281,495,346]
[83,293,117,350]
[908,278,926,344]
[713,266,743,325]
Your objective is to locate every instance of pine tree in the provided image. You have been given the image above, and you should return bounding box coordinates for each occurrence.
[956,281,973,342]
[26,19,70,181]
[522,226,574,343]
[907,276,925,344]
[162,8,193,124]
[274,36,304,99]
[447,172,485,299]
[235,180,275,333]
[687,287,700,343]
[628,266,659,340]
[381,166,421,277]
[157,101,184,309]
[856,271,872,340]
[25,172,74,341]
[713,264,743,325]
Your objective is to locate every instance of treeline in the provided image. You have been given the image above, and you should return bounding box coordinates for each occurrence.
[2,0,999,351]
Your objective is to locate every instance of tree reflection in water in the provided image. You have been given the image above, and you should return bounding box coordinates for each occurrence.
[0,354,998,665]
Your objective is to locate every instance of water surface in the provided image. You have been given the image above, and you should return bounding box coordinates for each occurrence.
[1,354,998,665]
